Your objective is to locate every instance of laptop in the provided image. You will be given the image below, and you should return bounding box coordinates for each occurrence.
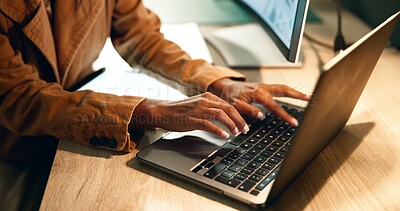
[137,12,400,207]
[204,0,309,68]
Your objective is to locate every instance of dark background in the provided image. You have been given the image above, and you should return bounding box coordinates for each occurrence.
[342,0,400,49]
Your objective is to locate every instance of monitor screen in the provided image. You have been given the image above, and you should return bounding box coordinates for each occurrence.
[236,0,309,62]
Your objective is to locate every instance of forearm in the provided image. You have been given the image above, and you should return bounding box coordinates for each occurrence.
[111,0,245,95]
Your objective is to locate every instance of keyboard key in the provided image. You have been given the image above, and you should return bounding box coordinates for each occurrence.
[234,172,248,181]
[192,165,203,173]
[254,156,267,163]
[259,128,269,134]
[248,148,261,155]
[256,164,282,191]
[255,177,273,191]
[215,149,229,157]
[204,163,227,178]
[249,173,262,182]
[220,158,234,165]
[246,138,258,144]
[215,176,241,188]
[279,136,289,143]
[207,154,217,161]
[260,150,273,158]
[241,167,255,175]
[265,134,277,140]
[282,130,294,138]
[235,159,249,166]
[274,152,285,159]
[266,146,279,153]
[259,139,272,145]
[262,162,275,170]
[205,162,214,169]
[268,120,280,127]
[221,143,236,152]
[240,142,253,149]
[256,168,269,176]
[247,124,262,135]
[288,127,297,133]
[250,190,260,196]
[265,125,274,130]
[272,141,284,147]
[266,113,276,119]
[199,160,209,167]
[268,157,281,165]
[235,147,247,154]
[271,129,283,136]
[242,153,255,161]
[247,161,261,169]
[221,170,235,178]
[280,146,289,153]
[228,164,242,172]
[254,143,267,150]
[290,110,303,118]
[281,105,290,110]
[253,133,264,139]
[238,180,257,192]
[226,152,240,160]
[277,124,289,131]
[230,135,248,146]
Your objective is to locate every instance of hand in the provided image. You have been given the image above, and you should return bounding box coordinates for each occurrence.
[209,78,310,126]
[130,92,249,138]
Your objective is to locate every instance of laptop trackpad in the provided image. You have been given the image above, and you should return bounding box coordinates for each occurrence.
[137,130,228,173]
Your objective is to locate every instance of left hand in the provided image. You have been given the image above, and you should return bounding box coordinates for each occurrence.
[208,78,310,126]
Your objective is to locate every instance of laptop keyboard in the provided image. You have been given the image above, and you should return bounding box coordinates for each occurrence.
[191,105,304,196]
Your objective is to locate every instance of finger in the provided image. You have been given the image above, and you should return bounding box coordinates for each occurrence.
[256,94,299,126]
[232,99,264,120]
[190,118,230,139]
[201,95,248,134]
[267,85,310,100]
[216,103,248,134]
[203,108,239,135]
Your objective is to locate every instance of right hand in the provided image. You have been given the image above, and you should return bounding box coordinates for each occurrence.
[129,92,249,138]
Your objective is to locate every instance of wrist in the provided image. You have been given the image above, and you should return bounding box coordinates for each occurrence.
[129,99,160,130]
[208,78,235,95]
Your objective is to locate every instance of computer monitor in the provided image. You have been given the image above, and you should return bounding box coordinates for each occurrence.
[204,0,309,68]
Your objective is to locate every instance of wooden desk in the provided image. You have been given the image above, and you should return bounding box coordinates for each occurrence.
[40,1,400,210]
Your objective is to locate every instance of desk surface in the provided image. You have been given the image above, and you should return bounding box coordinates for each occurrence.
[40,1,400,210]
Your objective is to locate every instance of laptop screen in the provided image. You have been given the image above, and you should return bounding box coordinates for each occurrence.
[236,0,308,62]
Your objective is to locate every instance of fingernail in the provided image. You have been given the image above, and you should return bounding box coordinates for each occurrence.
[221,131,230,139]
[306,94,313,100]
[232,127,239,135]
[292,118,299,126]
[242,124,249,134]
[257,112,264,119]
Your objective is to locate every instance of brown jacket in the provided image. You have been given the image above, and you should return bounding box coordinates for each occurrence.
[0,0,244,161]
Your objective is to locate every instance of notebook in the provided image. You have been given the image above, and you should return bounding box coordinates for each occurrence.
[137,12,400,207]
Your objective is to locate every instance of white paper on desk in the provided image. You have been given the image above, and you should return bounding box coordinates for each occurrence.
[80,70,187,101]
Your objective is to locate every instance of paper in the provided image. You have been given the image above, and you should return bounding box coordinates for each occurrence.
[80,69,187,101]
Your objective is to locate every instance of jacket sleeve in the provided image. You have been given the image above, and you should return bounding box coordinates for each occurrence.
[110,0,245,95]
[0,32,144,152]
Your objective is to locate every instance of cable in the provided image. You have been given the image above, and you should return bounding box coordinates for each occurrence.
[333,0,346,52]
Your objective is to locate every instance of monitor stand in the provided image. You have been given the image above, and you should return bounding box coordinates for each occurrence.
[203,23,304,68]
